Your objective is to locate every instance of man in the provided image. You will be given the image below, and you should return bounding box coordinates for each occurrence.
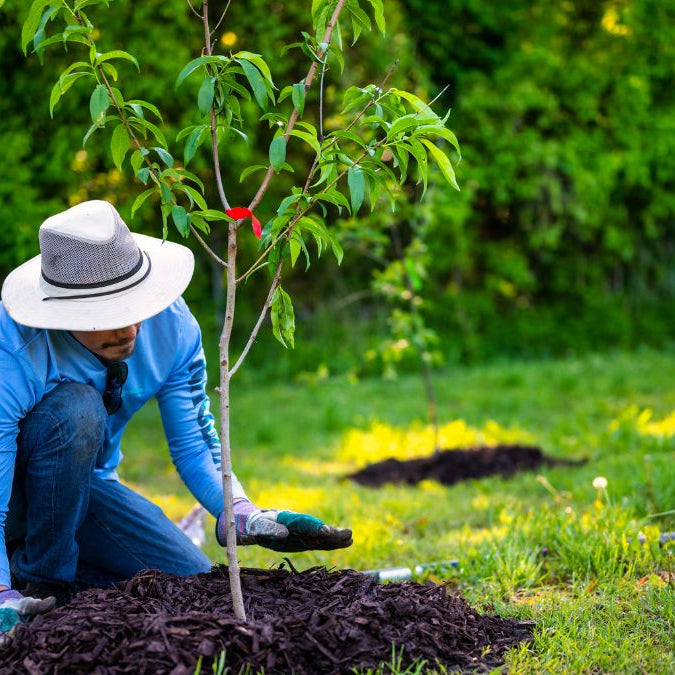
[0,200,352,643]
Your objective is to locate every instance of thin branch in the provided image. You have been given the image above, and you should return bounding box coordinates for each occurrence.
[203,0,232,212]
[342,64,397,134]
[186,0,202,19]
[422,84,450,113]
[201,0,245,622]
[319,56,328,141]
[218,220,245,622]
[229,259,283,377]
[213,0,233,36]
[248,0,348,212]
[190,225,228,268]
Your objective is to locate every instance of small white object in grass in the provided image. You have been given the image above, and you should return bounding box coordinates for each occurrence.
[592,476,608,490]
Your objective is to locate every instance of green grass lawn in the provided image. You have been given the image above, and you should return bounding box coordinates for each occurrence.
[122,347,675,673]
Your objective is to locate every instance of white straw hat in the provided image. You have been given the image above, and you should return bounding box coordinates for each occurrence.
[1,200,195,331]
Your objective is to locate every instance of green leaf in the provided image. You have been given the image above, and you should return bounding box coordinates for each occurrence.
[100,61,118,82]
[348,4,371,44]
[171,205,190,237]
[175,55,223,89]
[232,51,274,86]
[22,0,51,55]
[131,187,155,218]
[110,124,129,171]
[174,168,205,191]
[391,144,409,183]
[347,165,365,213]
[329,129,366,148]
[198,77,216,116]
[153,146,174,168]
[291,83,306,116]
[271,286,295,349]
[312,1,330,37]
[239,164,268,182]
[269,135,287,174]
[126,99,163,122]
[289,129,320,154]
[329,233,344,265]
[277,193,304,216]
[184,125,207,166]
[315,189,350,213]
[289,231,311,270]
[130,149,145,176]
[289,231,301,268]
[176,125,197,142]
[390,88,439,121]
[75,0,110,9]
[49,71,90,117]
[407,137,429,192]
[129,116,168,148]
[109,87,124,107]
[195,209,230,221]
[260,111,289,127]
[237,58,269,110]
[295,215,327,257]
[328,42,344,75]
[161,204,170,239]
[81,122,97,147]
[420,138,460,191]
[63,24,90,43]
[160,182,172,205]
[364,0,386,33]
[95,50,139,71]
[32,4,59,62]
[278,85,293,103]
[180,184,207,210]
[137,167,150,185]
[33,34,69,55]
[89,84,110,124]
[417,124,461,157]
[190,215,209,235]
[387,114,419,139]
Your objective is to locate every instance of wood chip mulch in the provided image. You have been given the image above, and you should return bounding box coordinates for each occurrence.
[0,565,533,674]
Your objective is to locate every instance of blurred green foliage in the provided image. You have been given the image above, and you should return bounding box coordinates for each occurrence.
[1,0,674,377]
[401,0,675,360]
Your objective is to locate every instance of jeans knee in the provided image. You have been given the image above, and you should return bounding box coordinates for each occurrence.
[19,383,107,464]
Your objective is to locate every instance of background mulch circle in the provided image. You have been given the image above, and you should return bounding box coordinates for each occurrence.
[348,443,586,487]
[0,565,533,674]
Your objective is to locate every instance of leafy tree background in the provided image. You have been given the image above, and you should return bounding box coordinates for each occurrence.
[1,0,673,380]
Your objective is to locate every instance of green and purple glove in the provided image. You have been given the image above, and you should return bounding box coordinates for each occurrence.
[216,499,353,552]
[0,589,55,647]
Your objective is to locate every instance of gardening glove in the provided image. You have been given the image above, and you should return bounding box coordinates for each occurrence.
[0,589,55,647]
[216,499,353,552]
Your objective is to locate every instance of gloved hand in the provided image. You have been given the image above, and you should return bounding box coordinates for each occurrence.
[216,499,353,552]
[0,589,55,647]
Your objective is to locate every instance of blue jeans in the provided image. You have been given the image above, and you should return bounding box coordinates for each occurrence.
[5,382,212,587]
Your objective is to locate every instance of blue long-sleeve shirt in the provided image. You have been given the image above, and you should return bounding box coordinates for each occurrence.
[0,297,246,587]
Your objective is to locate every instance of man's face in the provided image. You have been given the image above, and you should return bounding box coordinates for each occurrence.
[71,323,142,362]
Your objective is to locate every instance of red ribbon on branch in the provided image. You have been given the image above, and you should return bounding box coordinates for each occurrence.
[226,207,262,239]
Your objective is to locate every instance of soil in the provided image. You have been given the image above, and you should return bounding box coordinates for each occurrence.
[348,444,585,488]
[0,565,533,674]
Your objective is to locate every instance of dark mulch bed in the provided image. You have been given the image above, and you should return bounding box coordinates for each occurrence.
[0,565,533,674]
[349,444,586,487]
